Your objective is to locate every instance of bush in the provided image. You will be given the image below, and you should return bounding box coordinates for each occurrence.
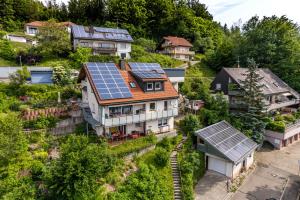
[283,114,296,123]
[156,137,172,151]
[23,116,58,129]
[110,135,157,157]
[154,147,169,167]
[266,121,286,133]
[31,160,46,181]
[0,39,16,60]
[33,150,48,161]
[134,38,157,52]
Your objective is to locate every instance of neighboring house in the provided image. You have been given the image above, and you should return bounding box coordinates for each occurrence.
[0,67,53,84]
[163,68,185,92]
[71,25,133,59]
[25,21,75,36]
[195,120,257,179]
[185,99,205,112]
[211,68,300,113]
[77,61,179,139]
[157,36,195,61]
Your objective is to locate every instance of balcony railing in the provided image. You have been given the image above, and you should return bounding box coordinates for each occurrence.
[267,99,300,112]
[92,46,117,53]
[104,108,178,127]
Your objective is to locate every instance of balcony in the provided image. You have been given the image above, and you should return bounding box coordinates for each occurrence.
[104,108,178,127]
[267,99,300,112]
[92,46,117,53]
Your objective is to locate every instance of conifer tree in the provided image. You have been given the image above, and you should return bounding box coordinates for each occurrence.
[239,58,266,143]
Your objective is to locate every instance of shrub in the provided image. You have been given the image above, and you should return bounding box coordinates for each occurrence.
[88,55,119,63]
[110,135,157,157]
[0,39,15,60]
[274,115,284,121]
[156,137,172,151]
[283,114,296,123]
[154,147,169,167]
[266,121,286,133]
[33,150,48,161]
[31,160,46,181]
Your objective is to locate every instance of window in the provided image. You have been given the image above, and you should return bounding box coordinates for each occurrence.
[155,82,161,90]
[150,102,156,110]
[176,55,180,58]
[158,118,168,127]
[216,83,221,90]
[129,82,136,88]
[28,27,37,34]
[185,55,189,59]
[120,43,127,49]
[135,123,141,127]
[198,138,205,145]
[121,53,126,59]
[164,101,168,110]
[80,41,89,47]
[147,82,153,91]
[122,106,132,115]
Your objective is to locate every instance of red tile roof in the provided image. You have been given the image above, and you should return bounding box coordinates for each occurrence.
[163,36,193,47]
[25,21,75,27]
[78,63,179,106]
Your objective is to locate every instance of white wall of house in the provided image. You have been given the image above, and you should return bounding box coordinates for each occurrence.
[25,25,38,36]
[4,35,27,43]
[73,38,131,58]
[85,78,100,121]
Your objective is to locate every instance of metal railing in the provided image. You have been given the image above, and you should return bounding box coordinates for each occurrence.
[267,99,300,111]
[104,108,178,127]
[285,119,300,132]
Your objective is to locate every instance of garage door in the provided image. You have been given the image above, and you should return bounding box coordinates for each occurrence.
[208,156,227,175]
[31,71,53,84]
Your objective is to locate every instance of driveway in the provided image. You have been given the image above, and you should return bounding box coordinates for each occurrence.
[232,141,300,200]
[194,170,229,200]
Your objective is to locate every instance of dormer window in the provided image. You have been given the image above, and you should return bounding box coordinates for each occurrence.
[129,82,136,88]
[147,82,153,91]
[155,82,161,90]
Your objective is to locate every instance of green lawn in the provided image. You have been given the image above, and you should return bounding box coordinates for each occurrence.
[186,62,216,78]
[37,58,70,67]
[9,41,31,52]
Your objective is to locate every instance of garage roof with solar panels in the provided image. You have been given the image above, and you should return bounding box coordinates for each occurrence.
[72,25,133,42]
[195,121,258,164]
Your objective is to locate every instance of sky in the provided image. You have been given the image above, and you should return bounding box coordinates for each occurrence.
[55,0,300,26]
[201,0,300,26]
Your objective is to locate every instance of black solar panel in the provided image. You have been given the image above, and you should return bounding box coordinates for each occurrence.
[86,62,132,100]
[72,25,133,42]
[195,121,257,163]
[132,71,163,79]
[128,62,165,74]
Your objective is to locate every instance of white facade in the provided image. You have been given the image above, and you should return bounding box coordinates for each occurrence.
[82,77,178,136]
[206,152,254,179]
[73,39,131,59]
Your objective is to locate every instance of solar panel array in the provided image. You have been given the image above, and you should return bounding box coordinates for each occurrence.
[86,62,132,100]
[128,62,165,74]
[72,25,133,42]
[132,71,163,79]
[196,121,257,163]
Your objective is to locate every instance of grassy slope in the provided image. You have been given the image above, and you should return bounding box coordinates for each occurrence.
[185,62,216,78]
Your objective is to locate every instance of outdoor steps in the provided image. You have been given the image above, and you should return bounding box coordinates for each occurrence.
[171,138,186,200]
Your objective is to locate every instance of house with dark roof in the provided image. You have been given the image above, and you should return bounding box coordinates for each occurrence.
[157,36,195,61]
[211,68,300,113]
[195,121,257,179]
[71,25,133,59]
[25,21,75,36]
[77,61,179,139]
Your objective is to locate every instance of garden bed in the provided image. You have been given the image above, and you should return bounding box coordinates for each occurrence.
[265,111,300,133]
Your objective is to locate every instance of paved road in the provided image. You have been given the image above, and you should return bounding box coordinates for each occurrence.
[232,141,300,200]
[194,170,229,200]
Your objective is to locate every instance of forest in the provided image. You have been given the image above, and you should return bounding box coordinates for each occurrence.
[1,0,300,92]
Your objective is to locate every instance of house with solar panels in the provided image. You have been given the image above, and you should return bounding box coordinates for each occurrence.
[78,61,179,139]
[71,25,133,59]
[195,121,257,179]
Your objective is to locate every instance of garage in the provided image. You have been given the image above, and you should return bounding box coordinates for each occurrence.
[195,121,258,179]
[31,70,53,84]
[208,156,227,175]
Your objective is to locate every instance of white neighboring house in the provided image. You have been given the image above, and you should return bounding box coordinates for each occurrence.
[78,61,179,139]
[163,68,185,92]
[195,121,257,179]
[25,21,75,36]
[71,25,133,59]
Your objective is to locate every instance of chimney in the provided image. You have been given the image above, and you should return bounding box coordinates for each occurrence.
[119,59,126,70]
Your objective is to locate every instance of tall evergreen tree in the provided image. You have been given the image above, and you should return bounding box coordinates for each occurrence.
[238,58,266,143]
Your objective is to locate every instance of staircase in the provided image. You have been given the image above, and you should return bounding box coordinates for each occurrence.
[171,138,185,200]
